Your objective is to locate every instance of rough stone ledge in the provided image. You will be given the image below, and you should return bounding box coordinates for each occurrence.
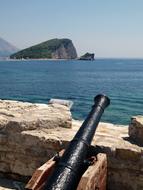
[129,115,143,146]
[0,99,72,132]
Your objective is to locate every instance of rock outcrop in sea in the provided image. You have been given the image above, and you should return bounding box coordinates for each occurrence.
[0,100,143,189]
[10,38,77,59]
[78,52,95,60]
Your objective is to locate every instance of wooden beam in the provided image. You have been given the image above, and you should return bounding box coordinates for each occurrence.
[26,152,107,190]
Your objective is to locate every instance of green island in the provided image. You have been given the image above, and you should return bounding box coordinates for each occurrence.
[10,38,77,59]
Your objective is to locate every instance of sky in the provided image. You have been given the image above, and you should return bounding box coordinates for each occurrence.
[0,0,143,58]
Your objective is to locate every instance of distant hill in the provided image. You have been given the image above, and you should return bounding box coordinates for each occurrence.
[0,37,18,57]
[10,38,77,59]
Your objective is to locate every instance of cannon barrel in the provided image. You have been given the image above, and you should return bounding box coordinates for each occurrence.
[44,94,110,190]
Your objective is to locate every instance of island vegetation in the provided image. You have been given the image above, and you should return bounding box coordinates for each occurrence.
[10,38,77,59]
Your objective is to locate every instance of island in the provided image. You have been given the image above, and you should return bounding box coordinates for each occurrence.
[10,38,77,60]
[78,52,95,60]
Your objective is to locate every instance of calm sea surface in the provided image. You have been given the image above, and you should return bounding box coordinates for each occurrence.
[0,59,143,125]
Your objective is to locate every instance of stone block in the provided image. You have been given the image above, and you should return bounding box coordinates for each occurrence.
[0,100,72,177]
[129,116,143,145]
[0,99,72,133]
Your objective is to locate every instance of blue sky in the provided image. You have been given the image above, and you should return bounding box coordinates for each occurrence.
[0,0,143,58]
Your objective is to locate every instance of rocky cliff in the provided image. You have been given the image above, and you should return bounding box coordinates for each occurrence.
[10,38,77,59]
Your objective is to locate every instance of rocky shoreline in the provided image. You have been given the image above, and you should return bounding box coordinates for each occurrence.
[0,99,143,189]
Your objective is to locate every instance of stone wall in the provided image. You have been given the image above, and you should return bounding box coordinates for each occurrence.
[0,100,143,189]
[0,100,72,178]
[92,122,143,190]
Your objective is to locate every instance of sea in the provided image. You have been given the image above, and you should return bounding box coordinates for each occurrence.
[0,59,143,125]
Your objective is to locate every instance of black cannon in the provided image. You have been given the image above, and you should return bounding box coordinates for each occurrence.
[44,94,110,190]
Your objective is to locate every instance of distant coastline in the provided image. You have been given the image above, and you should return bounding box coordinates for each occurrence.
[1,57,143,62]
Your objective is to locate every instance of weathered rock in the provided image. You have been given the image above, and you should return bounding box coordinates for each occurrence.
[78,52,95,60]
[0,99,72,132]
[91,122,143,190]
[0,100,72,177]
[51,40,77,59]
[129,115,143,145]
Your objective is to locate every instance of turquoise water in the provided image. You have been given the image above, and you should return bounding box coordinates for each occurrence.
[0,59,143,125]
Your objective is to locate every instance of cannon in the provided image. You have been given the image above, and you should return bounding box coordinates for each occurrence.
[44,94,110,190]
